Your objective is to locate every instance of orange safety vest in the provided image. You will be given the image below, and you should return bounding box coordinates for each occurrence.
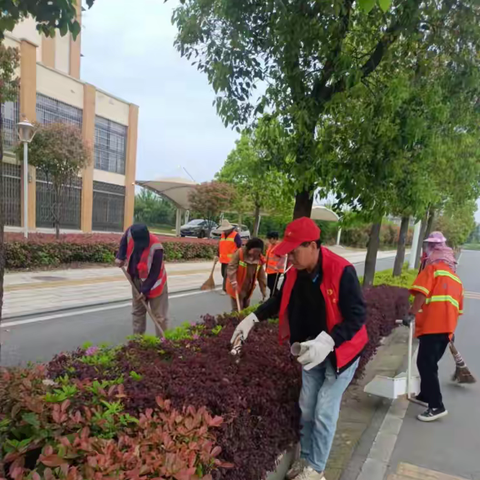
[265,244,286,275]
[126,231,167,299]
[410,262,464,337]
[279,247,368,371]
[219,231,239,264]
[226,248,264,299]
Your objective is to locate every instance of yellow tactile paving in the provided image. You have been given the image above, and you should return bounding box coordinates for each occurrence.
[391,462,469,480]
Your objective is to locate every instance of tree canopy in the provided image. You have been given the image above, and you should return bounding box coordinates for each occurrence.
[216,129,292,235]
[23,123,91,237]
[188,181,236,228]
[0,0,95,39]
[172,0,480,218]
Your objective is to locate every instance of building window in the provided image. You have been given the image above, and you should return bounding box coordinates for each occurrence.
[1,97,20,151]
[92,181,125,232]
[1,163,21,226]
[36,171,82,230]
[94,116,127,174]
[36,93,82,128]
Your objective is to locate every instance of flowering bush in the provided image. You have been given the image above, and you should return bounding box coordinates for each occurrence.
[4,233,217,270]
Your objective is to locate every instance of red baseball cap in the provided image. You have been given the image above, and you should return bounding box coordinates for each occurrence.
[274,217,321,256]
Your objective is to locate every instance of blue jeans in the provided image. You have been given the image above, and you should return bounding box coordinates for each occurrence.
[299,357,359,472]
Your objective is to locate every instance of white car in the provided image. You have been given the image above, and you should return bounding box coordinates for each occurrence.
[211,223,251,241]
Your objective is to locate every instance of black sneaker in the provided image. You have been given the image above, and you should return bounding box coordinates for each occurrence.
[417,407,448,422]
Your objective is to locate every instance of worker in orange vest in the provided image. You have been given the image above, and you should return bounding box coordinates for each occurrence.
[215,219,242,293]
[116,224,169,336]
[266,231,287,297]
[405,231,463,422]
[226,237,267,311]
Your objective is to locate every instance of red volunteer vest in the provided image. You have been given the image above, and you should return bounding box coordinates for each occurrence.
[279,247,368,371]
[126,232,167,299]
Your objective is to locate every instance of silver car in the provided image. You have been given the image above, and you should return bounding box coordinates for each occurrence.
[211,223,251,241]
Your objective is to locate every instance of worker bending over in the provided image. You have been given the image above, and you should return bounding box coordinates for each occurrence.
[216,219,242,293]
[116,224,169,336]
[406,231,463,422]
[266,231,287,297]
[231,218,367,480]
[226,237,267,311]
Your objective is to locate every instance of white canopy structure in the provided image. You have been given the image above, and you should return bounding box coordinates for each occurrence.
[310,205,340,222]
[136,177,198,235]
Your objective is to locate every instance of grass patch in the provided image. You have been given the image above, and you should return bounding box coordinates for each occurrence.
[360,264,417,289]
[462,243,480,251]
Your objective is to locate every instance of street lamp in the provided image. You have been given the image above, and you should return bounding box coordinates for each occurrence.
[17,120,36,239]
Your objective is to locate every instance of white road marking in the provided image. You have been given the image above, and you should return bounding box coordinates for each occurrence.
[0,289,222,329]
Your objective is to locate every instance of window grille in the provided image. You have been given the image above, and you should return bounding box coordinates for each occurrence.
[92,181,125,232]
[94,116,127,174]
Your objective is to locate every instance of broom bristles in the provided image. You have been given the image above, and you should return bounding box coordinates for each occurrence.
[200,276,215,291]
[452,366,477,384]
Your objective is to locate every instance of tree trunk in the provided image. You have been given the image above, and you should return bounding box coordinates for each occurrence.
[0,104,5,326]
[363,221,382,287]
[414,217,428,270]
[425,208,435,238]
[393,216,409,276]
[293,189,314,219]
[54,186,61,239]
[0,104,5,361]
[252,204,261,236]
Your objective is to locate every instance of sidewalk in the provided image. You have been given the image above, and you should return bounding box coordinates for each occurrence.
[341,250,480,480]
[3,247,397,319]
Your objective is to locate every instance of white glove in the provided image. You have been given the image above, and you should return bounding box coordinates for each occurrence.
[230,313,258,354]
[297,331,335,371]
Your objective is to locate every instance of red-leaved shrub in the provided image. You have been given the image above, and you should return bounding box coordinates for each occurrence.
[2,286,410,480]
[4,233,217,269]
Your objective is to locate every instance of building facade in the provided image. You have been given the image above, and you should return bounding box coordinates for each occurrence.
[1,6,137,233]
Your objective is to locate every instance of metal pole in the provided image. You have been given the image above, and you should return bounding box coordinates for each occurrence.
[23,141,28,239]
[409,221,421,269]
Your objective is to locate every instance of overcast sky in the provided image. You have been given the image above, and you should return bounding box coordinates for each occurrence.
[80,0,238,183]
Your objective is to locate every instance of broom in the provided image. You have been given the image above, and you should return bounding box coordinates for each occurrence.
[450,340,476,384]
[201,258,218,291]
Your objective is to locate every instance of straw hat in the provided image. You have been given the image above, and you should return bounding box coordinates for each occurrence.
[216,219,235,231]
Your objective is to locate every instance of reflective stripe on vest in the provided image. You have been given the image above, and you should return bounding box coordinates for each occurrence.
[434,270,462,284]
[219,231,238,263]
[425,295,461,311]
[412,284,430,296]
[266,245,285,274]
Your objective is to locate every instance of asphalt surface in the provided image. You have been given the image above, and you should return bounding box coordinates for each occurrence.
[385,250,480,479]
[0,256,400,367]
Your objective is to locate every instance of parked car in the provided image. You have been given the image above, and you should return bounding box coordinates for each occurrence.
[180,219,218,238]
[211,223,251,242]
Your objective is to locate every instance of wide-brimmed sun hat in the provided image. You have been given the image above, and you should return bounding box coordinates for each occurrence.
[424,231,447,243]
[216,219,235,231]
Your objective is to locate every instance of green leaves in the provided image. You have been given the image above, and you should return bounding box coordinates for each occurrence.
[378,0,392,12]
[358,0,376,13]
[358,0,391,13]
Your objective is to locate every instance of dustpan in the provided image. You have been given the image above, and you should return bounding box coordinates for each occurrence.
[364,320,420,400]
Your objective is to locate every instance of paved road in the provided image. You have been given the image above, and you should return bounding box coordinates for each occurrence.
[385,250,480,480]
[0,256,401,367]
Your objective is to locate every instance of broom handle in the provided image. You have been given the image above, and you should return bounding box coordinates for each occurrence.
[235,290,242,312]
[449,341,459,356]
[210,257,218,275]
[407,320,413,399]
[121,267,166,338]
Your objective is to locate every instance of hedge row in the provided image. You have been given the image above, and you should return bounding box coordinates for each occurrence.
[4,233,217,270]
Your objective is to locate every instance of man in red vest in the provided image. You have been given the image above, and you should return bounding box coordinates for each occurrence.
[266,231,287,297]
[231,217,367,480]
[116,224,169,336]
